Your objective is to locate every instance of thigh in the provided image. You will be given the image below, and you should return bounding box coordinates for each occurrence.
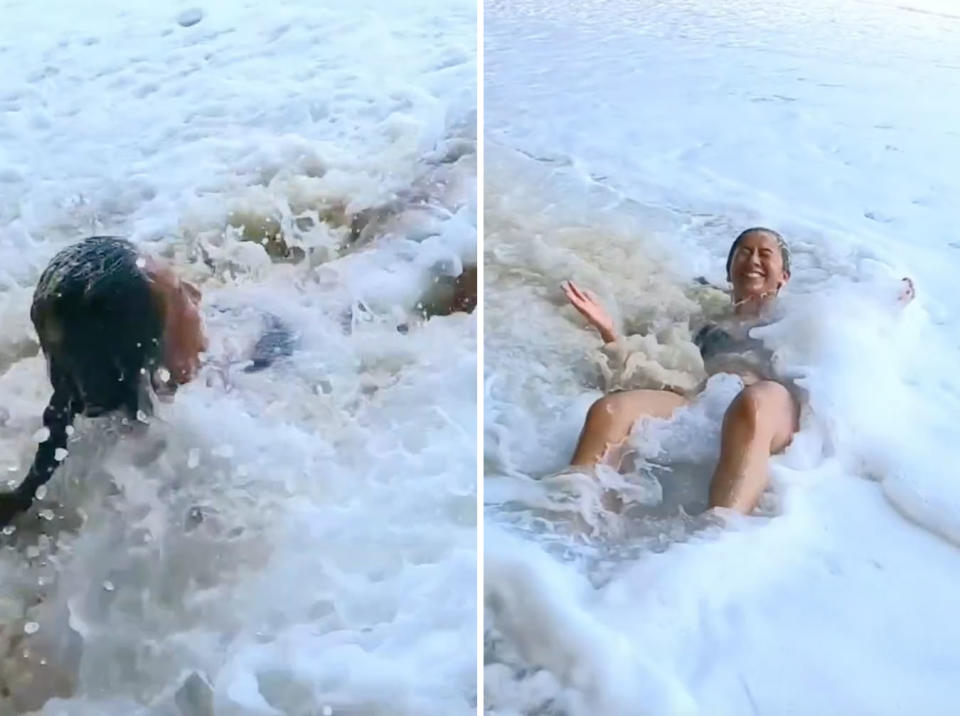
[572,389,689,466]
[589,389,689,424]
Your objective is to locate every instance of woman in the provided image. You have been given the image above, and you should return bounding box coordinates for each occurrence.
[563,227,912,514]
[0,236,208,526]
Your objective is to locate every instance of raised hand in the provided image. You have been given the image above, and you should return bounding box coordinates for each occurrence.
[562,281,617,343]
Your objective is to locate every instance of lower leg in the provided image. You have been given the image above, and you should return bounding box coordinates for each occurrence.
[709,382,798,513]
[571,390,688,466]
[709,414,775,512]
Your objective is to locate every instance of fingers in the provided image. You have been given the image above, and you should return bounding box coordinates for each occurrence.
[562,280,585,307]
[562,280,591,305]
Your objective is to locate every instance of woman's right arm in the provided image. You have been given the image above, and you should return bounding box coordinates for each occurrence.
[563,280,704,394]
[562,281,618,344]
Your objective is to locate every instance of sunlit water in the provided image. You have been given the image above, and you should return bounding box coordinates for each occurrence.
[0,1,476,713]
[484,0,960,713]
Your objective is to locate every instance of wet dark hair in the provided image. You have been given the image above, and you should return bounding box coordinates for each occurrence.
[1,237,165,519]
[725,227,791,281]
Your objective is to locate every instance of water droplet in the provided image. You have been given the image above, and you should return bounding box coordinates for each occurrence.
[35,486,47,500]
[135,257,146,268]
[136,410,149,423]
[103,580,115,592]
[187,449,200,469]
[32,427,50,443]
[54,448,68,462]
[157,367,171,383]
[38,509,54,521]
[23,622,39,635]
[2,525,16,535]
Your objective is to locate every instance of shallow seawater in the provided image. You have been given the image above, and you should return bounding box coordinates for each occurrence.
[0,0,476,713]
[485,1,960,714]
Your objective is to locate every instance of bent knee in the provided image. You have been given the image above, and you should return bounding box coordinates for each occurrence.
[586,393,625,420]
[726,381,795,429]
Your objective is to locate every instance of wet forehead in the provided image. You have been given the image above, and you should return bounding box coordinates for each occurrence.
[736,231,781,254]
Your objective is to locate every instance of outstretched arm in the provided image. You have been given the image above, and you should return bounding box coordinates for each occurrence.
[562,281,618,344]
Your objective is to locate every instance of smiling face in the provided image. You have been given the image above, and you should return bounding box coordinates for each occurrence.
[727,229,790,304]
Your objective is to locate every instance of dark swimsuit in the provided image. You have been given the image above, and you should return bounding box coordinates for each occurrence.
[245,313,297,372]
[693,321,803,411]
[694,323,738,359]
[206,305,298,373]
[693,321,779,382]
